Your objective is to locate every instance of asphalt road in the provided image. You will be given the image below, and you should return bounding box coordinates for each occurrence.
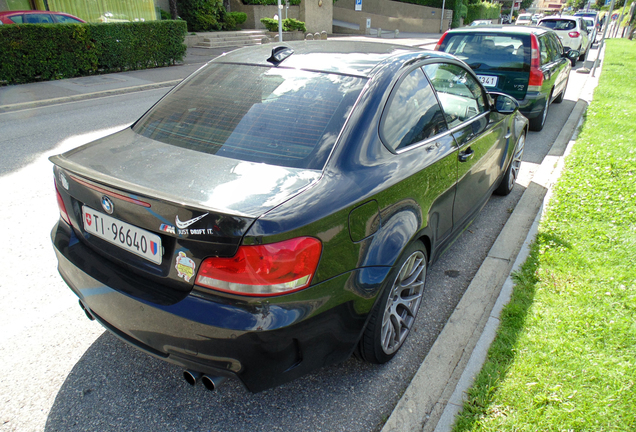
[0,54,593,432]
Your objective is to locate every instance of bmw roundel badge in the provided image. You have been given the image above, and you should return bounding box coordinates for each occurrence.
[101,196,114,214]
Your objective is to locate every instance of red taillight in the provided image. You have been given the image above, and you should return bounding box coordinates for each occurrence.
[434,31,449,51]
[55,183,72,226]
[196,237,322,296]
[568,31,580,38]
[528,34,544,90]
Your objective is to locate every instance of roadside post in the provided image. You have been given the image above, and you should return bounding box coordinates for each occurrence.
[592,0,616,77]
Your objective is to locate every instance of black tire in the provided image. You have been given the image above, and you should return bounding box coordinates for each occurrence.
[358,241,428,364]
[494,132,526,196]
[578,48,586,61]
[554,78,567,104]
[529,91,551,132]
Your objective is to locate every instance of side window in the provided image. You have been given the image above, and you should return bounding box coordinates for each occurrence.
[380,68,448,151]
[55,15,83,24]
[538,36,551,64]
[25,14,54,24]
[550,34,564,57]
[423,63,487,129]
[9,15,24,24]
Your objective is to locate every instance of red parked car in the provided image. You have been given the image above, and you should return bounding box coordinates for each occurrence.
[0,10,86,24]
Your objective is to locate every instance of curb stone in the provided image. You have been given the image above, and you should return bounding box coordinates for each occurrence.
[382,89,597,431]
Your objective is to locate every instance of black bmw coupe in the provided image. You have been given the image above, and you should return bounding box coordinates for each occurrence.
[51,41,528,392]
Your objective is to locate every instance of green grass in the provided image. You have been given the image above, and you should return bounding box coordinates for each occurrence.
[452,39,636,432]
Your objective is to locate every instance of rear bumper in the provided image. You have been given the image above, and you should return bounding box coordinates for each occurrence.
[52,222,389,392]
[517,91,547,120]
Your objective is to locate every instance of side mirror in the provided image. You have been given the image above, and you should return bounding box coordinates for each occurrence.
[565,49,580,60]
[489,92,519,114]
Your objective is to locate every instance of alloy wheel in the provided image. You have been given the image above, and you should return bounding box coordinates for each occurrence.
[507,134,525,191]
[380,251,426,355]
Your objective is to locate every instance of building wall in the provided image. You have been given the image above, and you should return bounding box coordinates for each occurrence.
[299,0,333,33]
[334,0,451,34]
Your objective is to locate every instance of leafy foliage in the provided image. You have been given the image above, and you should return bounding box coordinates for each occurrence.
[228,12,247,25]
[465,1,501,24]
[0,21,187,84]
[177,0,234,31]
[260,17,306,32]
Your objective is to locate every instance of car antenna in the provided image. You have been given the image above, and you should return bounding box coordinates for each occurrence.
[267,46,294,65]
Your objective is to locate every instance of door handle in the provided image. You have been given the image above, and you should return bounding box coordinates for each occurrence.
[459,148,474,162]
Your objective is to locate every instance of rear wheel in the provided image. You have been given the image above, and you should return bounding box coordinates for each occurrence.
[494,132,525,196]
[529,91,551,131]
[358,241,427,364]
[554,78,568,103]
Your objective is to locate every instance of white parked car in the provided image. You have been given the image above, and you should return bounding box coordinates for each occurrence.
[538,15,591,63]
[516,13,533,26]
[582,17,598,44]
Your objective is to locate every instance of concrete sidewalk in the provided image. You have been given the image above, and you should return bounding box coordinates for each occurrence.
[0,34,440,113]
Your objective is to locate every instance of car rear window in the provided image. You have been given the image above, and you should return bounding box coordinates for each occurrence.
[540,19,576,30]
[133,64,366,170]
[439,34,530,72]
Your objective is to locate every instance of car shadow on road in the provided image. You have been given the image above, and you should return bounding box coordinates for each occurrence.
[43,316,440,432]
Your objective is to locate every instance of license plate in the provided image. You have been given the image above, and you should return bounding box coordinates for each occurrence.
[82,206,162,264]
[477,75,498,87]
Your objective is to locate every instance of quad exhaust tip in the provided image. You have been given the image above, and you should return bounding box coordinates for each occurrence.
[183,370,226,391]
[202,374,226,391]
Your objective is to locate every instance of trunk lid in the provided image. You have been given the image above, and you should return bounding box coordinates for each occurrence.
[51,128,321,290]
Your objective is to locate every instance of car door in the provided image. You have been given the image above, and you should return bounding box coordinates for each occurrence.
[548,33,570,96]
[379,66,458,245]
[423,62,508,227]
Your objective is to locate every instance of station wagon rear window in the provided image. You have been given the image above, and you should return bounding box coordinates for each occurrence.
[540,19,576,31]
[133,64,366,170]
[439,34,530,72]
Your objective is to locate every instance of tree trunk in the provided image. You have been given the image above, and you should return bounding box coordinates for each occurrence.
[224,0,231,13]
[169,0,179,19]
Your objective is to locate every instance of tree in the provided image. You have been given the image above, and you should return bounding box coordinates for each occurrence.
[170,0,179,19]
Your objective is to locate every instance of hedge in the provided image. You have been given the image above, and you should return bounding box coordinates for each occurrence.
[0,21,187,84]
[260,17,306,32]
[465,1,501,24]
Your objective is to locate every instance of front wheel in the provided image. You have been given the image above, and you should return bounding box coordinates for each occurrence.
[494,132,525,196]
[357,241,427,364]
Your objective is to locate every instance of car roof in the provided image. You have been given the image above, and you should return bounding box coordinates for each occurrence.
[540,15,580,20]
[445,25,551,36]
[0,10,78,16]
[213,40,454,77]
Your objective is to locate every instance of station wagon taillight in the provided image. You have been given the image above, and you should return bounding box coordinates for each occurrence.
[568,31,580,38]
[196,237,322,296]
[528,34,544,92]
[434,31,448,51]
[55,183,72,226]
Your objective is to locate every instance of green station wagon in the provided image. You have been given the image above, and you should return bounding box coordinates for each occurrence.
[435,26,579,131]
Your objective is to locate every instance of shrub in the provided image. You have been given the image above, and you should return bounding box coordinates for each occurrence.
[160,9,171,20]
[228,12,247,25]
[260,17,306,32]
[177,0,229,31]
[465,1,501,24]
[0,20,187,84]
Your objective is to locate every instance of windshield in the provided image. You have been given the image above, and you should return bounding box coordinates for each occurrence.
[133,64,366,170]
[440,33,530,71]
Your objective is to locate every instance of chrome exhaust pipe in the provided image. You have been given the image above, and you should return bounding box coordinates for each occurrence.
[201,375,226,391]
[78,300,95,321]
[183,370,202,386]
